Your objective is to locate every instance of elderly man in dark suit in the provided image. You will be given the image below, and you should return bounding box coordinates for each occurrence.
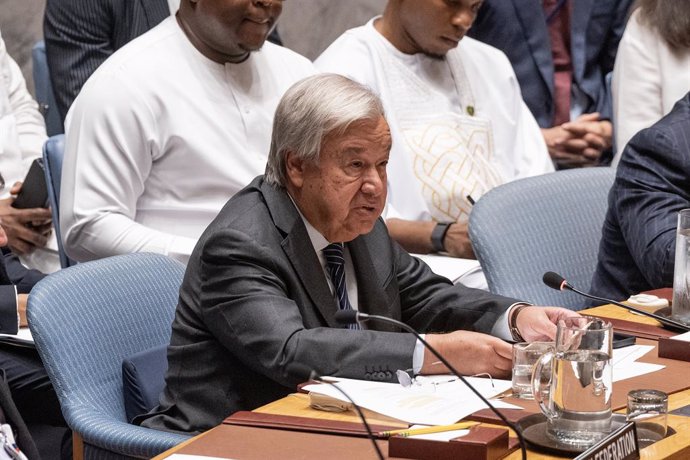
[139,74,578,434]
[591,92,690,302]
[467,0,633,167]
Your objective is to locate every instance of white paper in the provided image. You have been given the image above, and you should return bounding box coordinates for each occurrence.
[670,331,690,342]
[612,344,664,382]
[0,327,34,345]
[412,254,484,288]
[405,424,471,442]
[303,376,516,426]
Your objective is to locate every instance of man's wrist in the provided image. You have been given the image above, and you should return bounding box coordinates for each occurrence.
[509,304,529,342]
[430,222,452,252]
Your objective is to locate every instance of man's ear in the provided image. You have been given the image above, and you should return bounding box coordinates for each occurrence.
[285,151,305,189]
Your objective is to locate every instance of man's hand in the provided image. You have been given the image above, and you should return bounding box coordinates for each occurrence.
[515,306,581,342]
[542,113,612,168]
[423,331,513,378]
[18,294,29,328]
[0,182,52,254]
[443,223,475,259]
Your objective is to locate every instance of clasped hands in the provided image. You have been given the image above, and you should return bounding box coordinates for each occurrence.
[542,113,612,168]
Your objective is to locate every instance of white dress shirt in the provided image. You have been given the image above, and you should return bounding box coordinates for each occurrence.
[62,17,315,263]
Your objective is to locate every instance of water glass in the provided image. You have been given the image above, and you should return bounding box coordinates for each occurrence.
[626,389,668,445]
[672,209,690,324]
[511,341,553,399]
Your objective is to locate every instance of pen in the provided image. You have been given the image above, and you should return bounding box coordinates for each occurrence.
[466,195,476,205]
[379,421,479,438]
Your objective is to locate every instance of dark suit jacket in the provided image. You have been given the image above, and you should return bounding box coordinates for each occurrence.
[0,370,40,460]
[44,0,170,122]
[467,0,633,128]
[139,176,519,434]
[590,93,690,301]
[0,249,45,334]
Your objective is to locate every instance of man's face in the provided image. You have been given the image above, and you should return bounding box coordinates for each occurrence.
[0,224,6,247]
[188,0,282,60]
[288,117,391,243]
[396,0,483,57]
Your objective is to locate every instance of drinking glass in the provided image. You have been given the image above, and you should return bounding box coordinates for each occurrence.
[626,389,668,445]
[511,341,553,399]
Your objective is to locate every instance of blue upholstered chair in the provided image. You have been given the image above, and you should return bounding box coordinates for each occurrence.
[42,134,75,268]
[31,41,63,136]
[27,253,191,459]
[468,168,616,310]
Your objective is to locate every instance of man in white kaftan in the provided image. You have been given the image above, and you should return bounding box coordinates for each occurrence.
[61,1,314,263]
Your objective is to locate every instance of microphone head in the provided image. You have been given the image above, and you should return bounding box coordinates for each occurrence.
[334,310,359,325]
[543,271,567,291]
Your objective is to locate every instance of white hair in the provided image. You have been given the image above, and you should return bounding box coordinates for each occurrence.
[264,74,385,187]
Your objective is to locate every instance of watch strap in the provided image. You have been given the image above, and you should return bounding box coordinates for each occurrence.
[431,223,452,253]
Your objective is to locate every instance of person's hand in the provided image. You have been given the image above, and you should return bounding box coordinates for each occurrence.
[515,306,581,342]
[423,331,513,378]
[0,182,52,254]
[18,294,29,328]
[542,113,612,168]
[443,223,475,259]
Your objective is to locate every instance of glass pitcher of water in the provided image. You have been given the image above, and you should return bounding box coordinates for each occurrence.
[672,209,690,324]
[531,316,613,447]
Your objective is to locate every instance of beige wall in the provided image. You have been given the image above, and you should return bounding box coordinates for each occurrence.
[279,0,385,60]
[0,0,45,95]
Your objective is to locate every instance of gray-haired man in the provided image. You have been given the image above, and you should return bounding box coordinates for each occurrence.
[139,74,577,434]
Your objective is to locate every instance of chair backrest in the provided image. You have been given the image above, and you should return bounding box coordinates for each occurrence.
[468,168,616,310]
[31,41,63,136]
[42,134,75,268]
[28,253,190,458]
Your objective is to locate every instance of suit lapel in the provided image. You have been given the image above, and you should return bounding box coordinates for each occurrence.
[513,0,555,97]
[571,0,594,83]
[262,181,342,328]
[348,236,398,333]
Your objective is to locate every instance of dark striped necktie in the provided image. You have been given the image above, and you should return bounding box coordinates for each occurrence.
[323,243,360,330]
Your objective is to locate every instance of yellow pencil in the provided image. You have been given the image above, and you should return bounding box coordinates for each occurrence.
[379,421,479,438]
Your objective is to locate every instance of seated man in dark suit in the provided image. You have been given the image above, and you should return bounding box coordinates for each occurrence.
[591,92,690,301]
[0,223,69,459]
[139,74,579,434]
[468,0,634,168]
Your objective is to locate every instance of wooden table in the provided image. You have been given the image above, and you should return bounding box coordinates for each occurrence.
[154,303,690,459]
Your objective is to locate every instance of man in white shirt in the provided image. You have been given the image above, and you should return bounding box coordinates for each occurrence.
[0,27,60,274]
[315,0,553,279]
[61,0,315,263]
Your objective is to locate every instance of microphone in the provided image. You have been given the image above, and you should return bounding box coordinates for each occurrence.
[286,363,384,460]
[542,271,690,332]
[334,310,527,460]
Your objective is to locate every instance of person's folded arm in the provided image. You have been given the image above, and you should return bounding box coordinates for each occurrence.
[615,127,690,288]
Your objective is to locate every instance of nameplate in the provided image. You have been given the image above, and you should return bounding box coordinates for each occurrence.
[574,422,639,460]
